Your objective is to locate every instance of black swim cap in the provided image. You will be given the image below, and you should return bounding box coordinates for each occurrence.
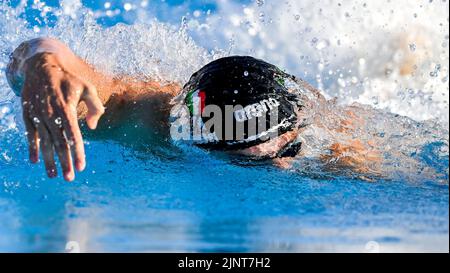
[179,56,299,150]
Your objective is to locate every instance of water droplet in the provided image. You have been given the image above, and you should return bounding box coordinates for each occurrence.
[259,12,265,22]
[315,39,329,50]
[40,194,48,202]
[430,64,441,77]
[358,58,366,66]
[234,90,239,94]
[294,14,300,21]
[181,16,188,29]
[244,71,249,76]
[33,117,40,124]
[54,117,62,125]
[193,10,201,18]
[372,96,379,105]
[123,3,132,11]
[409,43,416,51]
[256,0,265,7]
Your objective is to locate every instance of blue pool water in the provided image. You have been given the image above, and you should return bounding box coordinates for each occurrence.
[1,135,448,252]
[0,0,449,252]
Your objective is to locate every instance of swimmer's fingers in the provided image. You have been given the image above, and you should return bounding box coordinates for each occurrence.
[42,110,74,181]
[64,111,86,172]
[42,92,79,181]
[30,82,73,181]
[34,120,58,178]
[49,126,74,182]
[81,83,104,130]
[22,102,39,163]
[21,81,57,178]
[51,97,86,173]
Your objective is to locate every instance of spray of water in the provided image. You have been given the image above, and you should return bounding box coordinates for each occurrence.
[185,0,449,122]
[0,0,448,182]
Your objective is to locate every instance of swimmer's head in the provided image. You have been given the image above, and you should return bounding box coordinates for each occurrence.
[171,56,303,157]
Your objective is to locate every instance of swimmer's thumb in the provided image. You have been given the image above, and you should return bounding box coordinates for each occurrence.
[82,84,105,130]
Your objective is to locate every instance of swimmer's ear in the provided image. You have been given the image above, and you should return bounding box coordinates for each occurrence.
[81,83,105,130]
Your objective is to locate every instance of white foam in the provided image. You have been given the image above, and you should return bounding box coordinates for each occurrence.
[182,0,449,122]
[1,0,449,123]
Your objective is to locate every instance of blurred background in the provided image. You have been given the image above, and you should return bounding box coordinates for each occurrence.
[1,0,449,122]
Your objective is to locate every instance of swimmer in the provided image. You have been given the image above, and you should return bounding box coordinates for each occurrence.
[6,38,381,181]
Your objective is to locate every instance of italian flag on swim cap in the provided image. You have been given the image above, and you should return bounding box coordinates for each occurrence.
[186,89,206,116]
[180,56,298,150]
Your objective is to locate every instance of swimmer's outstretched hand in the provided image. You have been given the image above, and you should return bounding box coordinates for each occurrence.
[17,42,105,181]
[9,38,181,181]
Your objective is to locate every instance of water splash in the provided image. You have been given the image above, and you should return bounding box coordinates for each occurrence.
[185,0,449,122]
[0,0,448,183]
[0,1,448,253]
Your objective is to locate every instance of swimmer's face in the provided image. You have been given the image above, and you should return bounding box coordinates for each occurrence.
[231,105,302,159]
[233,129,299,159]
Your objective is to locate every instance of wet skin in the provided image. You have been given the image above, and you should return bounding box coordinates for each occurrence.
[8,38,380,181]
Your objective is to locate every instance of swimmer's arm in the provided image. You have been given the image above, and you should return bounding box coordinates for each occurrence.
[6,38,178,181]
[271,109,383,175]
[322,140,382,177]
[321,109,382,177]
